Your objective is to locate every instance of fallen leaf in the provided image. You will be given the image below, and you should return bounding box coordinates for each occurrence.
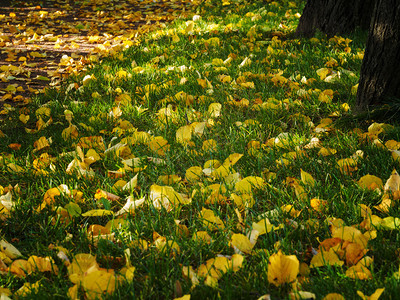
[267,250,299,286]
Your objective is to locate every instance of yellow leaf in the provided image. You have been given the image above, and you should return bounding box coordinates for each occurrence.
[202,139,218,152]
[115,196,145,216]
[85,149,101,165]
[316,68,330,80]
[182,265,199,287]
[322,294,345,300]
[82,209,114,217]
[358,174,383,190]
[318,90,333,103]
[368,122,393,134]
[210,165,230,179]
[300,169,315,187]
[192,231,212,244]
[252,218,274,235]
[10,259,33,277]
[239,57,251,68]
[234,176,264,193]
[15,281,41,297]
[310,248,344,268]
[158,174,181,185]
[33,136,51,152]
[28,255,58,274]
[77,136,105,151]
[0,239,22,259]
[62,124,79,140]
[115,93,132,106]
[36,75,50,81]
[345,264,372,280]
[379,216,400,230]
[385,140,400,150]
[199,208,225,231]
[358,204,372,218]
[82,270,116,299]
[19,114,30,124]
[357,288,384,300]
[230,233,254,254]
[310,198,327,212]
[231,254,244,272]
[208,103,222,118]
[337,158,358,175]
[212,256,230,275]
[391,150,400,162]
[124,266,136,281]
[331,226,368,247]
[185,20,194,33]
[273,132,291,148]
[281,204,301,217]
[318,147,337,156]
[267,250,299,286]
[204,275,218,287]
[148,136,169,156]
[174,295,191,300]
[0,287,11,297]
[185,166,203,183]
[82,74,94,86]
[289,291,316,300]
[231,193,255,209]
[197,78,208,88]
[292,182,307,201]
[176,125,193,145]
[172,34,180,43]
[384,169,400,193]
[68,253,99,284]
[37,184,70,211]
[7,163,24,173]
[149,184,191,212]
[191,122,206,137]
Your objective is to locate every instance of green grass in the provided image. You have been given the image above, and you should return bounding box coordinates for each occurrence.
[1,0,400,299]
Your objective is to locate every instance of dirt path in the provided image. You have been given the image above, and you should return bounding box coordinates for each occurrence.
[0,0,191,116]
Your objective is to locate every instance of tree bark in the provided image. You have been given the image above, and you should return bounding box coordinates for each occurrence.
[355,0,400,111]
[295,0,374,37]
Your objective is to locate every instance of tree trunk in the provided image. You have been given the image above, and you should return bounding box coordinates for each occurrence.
[295,0,374,37]
[355,0,400,111]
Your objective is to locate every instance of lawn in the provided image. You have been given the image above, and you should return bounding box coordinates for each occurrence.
[1,0,400,299]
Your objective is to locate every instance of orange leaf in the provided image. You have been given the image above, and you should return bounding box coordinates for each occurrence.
[8,143,21,150]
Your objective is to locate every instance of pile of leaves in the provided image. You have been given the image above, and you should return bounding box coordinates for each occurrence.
[1,0,400,299]
[0,0,191,110]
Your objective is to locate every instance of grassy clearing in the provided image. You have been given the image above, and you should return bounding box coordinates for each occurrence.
[1,0,400,299]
